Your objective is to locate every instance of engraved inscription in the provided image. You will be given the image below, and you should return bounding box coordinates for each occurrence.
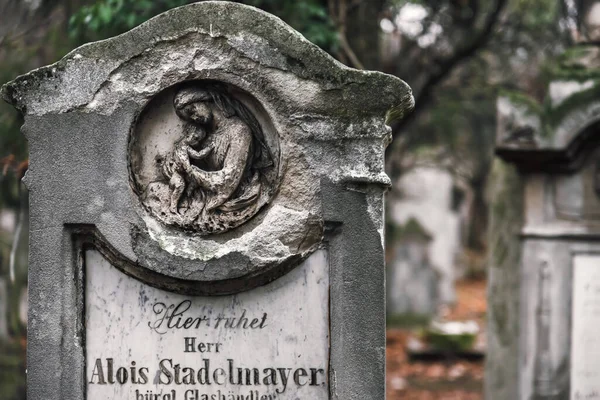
[85,250,329,399]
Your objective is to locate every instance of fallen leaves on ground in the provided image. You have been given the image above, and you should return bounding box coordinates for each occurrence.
[386,278,486,399]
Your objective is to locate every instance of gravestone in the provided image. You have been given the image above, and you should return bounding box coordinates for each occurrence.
[487,3,600,397]
[390,167,463,305]
[1,2,413,400]
[387,218,439,318]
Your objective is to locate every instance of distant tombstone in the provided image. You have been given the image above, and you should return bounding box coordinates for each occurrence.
[390,167,462,305]
[1,2,413,400]
[387,218,439,317]
[490,35,600,399]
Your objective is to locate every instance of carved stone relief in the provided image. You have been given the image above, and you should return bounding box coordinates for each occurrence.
[130,81,280,234]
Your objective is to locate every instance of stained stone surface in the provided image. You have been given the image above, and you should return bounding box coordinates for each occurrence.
[571,255,600,400]
[484,159,522,400]
[86,249,329,399]
[387,238,439,317]
[492,29,600,397]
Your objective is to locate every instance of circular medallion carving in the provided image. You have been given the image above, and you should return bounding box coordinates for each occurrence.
[130,81,280,234]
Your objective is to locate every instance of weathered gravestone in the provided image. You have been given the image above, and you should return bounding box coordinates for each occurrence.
[1,2,413,400]
[387,218,439,318]
[390,167,463,306]
[487,2,600,398]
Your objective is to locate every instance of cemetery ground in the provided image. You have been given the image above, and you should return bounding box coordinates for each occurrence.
[386,278,486,399]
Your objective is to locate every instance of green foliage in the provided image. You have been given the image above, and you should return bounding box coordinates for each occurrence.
[543,46,600,82]
[500,75,600,136]
[69,0,190,42]
[389,217,432,242]
[1,36,46,209]
[498,89,543,115]
[549,83,600,124]
[510,0,559,30]
[0,15,77,208]
[245,0,337,51]
[409,57,497,174]
[386,313,431,328]
[69,0,338,52]
[425,329,477,351]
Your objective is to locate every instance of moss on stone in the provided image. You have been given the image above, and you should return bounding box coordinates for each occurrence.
[488,159,523,272]
[549,45,600,82]
[484,159,523,399]
[391,217,432,242]
[499,89,556,138]
[546,82,600,127]
[386,313,431,328]
[425,330,477,352]
[500,81,600,139]
[386,97,415,124]
[497,45,600,138]
[499,89,543,116]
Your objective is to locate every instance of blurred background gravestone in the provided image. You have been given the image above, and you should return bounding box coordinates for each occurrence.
[488,1,600,399]
[387,217,439,320]
[390,167,470,306]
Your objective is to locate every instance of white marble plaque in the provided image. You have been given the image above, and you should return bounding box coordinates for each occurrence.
[86,250,329,400]
[571,254,600,400]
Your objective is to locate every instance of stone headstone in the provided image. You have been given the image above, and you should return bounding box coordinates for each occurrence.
[489,33,600,399]
[390,167,462,305]
[387,218,439,317]
[1,2,413,400]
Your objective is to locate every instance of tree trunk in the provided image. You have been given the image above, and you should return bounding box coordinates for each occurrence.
[345,0,385,70]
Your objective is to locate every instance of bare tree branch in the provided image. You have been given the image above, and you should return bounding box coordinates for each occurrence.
[339,35,365,69]
[329,0,366,69]
[348,0,364,12]
[328,0,336,20]
[389,0,508,143]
